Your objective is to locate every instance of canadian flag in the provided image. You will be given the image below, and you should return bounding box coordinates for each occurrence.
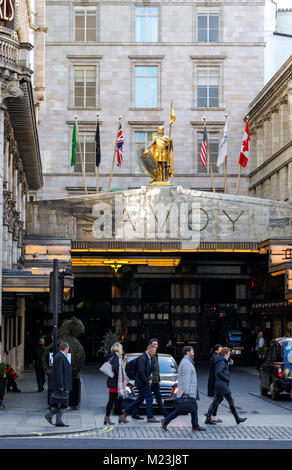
[238,121,250,168]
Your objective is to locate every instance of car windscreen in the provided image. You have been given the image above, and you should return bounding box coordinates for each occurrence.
[158,357,178,374]
[282,340,292,374]
[125,355,177,374]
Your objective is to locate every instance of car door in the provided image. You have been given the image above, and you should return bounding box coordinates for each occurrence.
[261,342,273,388]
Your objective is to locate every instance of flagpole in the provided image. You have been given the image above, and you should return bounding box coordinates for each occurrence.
[75,115,88,195]
[108,116,122,193]
[167,100,174,178]
[224,113,228,194]
[203,116,216,193]
[235,115,249,195]
[96,112,100,193]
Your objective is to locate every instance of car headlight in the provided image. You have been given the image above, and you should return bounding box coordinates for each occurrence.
[172,385,178,395]
[126,385,132,394]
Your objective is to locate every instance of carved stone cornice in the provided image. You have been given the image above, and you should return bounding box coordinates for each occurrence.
[279,95,288,106]
[270,104,280,114]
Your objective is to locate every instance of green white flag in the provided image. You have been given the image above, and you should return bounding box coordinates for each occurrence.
[71,120,77,166]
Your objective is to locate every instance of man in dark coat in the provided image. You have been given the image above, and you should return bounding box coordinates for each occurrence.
[149,338,169,419]
[44,342,72,427]
[33,338,46,392]
[206,344,223,424]
[122,345,159,423]
[205,347,247,425]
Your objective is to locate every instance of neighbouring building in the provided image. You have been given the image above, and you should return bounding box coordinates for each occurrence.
[0,0,47,372]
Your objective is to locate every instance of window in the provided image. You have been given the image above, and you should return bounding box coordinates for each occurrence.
[74,133,96,173]
[197,12,219,42]
[197,68,219,108]
[136,6,158,42]
[74,66,96,108]
[197,133,219,174]
[75,7,97,42]
[135,131,153,174]
[135,66,158,108]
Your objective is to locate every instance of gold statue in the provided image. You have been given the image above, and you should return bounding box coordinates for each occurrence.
[142,126,174,185]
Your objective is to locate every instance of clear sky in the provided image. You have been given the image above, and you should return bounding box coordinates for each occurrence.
[274,0,292,8]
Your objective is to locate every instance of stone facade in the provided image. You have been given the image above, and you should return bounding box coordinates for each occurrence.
[0,0,46,371]
[38,0,265,200]
[248,56,292,203]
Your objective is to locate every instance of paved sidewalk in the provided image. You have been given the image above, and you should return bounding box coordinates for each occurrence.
[0,368,103,437]
[1,364,292,439]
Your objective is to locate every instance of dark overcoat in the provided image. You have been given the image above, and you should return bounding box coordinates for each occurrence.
[106,352,120,389]
[135,352,152,388]
[207,353,221,397]
[48,351,72,392]
[213,355,231,395]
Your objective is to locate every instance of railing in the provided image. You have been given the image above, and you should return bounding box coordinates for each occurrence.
[0,36,18,67]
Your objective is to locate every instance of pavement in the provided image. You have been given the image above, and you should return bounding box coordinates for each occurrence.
[1,363,292,441]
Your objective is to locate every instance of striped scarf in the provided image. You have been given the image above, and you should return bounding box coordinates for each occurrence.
[117,355,127,398]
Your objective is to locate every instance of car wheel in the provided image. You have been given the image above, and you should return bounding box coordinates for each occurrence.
[270,382,279,400]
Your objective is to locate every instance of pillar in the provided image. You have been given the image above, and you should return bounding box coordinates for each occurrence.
[256,123,264,166]
[263,114,272,160]
[288,80,292,143]
[271,105,280,154]
[279,95,288,148]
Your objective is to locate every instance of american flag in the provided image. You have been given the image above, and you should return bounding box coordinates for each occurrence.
[200,124,207,169]
[116,123,124,167]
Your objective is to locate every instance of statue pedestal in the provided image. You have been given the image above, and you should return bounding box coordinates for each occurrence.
[149,180,172,186]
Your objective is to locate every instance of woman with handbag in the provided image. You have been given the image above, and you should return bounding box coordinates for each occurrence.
[161,346,206,432]
[104,342,129,425]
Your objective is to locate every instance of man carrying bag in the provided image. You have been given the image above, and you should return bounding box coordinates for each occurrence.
[44,342,72,427]
[161,346,206,432]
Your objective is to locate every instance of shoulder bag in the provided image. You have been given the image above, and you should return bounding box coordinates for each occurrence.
[175,395,197,415]
[99,356,114,378]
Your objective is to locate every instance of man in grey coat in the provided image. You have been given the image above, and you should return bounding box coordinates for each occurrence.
[161,346,205,432]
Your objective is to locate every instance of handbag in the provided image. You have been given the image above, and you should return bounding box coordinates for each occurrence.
[99,358,114,378]
[175,395,197,415]
[49,390,69,409]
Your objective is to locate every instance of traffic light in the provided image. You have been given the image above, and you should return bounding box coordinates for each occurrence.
[49,270,65,314]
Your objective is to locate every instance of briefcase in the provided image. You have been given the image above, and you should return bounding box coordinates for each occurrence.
[175,396,197,414]
[49,390,69,409]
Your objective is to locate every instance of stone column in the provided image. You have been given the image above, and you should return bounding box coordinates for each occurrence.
[249,128,257,171]
[288,162,292,202]
[256,123,264,166]
[0,107,4,328]
[279,95,288,148]
[288,80,292,143]
[271,105,280,155]
[263,114,272,161]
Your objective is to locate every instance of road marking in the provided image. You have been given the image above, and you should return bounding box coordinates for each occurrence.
[98,426,115,434]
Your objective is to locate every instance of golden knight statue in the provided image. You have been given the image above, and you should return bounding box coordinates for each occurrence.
[141,125,174,186]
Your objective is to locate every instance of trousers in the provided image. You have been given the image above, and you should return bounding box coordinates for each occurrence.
[151,382,169,417]
[165,398,199,428]
[106,391,123,416]
[125,384,153,419]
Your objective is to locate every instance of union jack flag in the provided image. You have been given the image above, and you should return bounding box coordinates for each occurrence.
[200,124,207,169]
[116,123,124,167]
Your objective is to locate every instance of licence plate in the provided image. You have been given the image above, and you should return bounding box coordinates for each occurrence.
[232,350,241,355]
[152,398,157,404]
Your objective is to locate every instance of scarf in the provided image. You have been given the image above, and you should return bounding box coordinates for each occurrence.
[117,355,127,398]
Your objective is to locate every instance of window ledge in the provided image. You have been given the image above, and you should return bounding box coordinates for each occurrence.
[130,108,163,111]
[68,107,102,111]
[191,107,225,111]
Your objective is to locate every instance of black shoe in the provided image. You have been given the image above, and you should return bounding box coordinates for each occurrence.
[205,418,216,425]
[236,417,247,425]
[161,419,168,431]
[44,413,54,425]
[55,422,69,427]
[213,418,223,423]
[132,415,144,420]
[192,426,206,432]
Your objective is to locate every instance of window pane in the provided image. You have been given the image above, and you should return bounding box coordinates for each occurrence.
[75,29,84,41]
[136,66,147,77]
[209,29,219,42]
[148,77,158,107]
[136,6,146,15]
[87,15,96,28]
[136,77,146,107]
[136,16,146,42]
[209,15,219,29]
[148,16,158,42]
[148,7,158,15]
[147,66,158,77]
[198,15,207,28]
